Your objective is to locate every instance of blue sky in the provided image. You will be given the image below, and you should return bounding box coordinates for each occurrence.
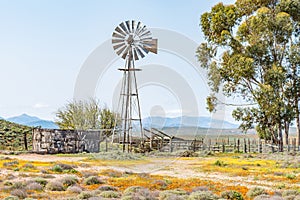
[0,0,236,121]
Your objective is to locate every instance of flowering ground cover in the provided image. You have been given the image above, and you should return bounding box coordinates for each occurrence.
[0,151,299,199]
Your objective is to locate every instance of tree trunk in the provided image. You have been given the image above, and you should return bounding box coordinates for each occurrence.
[284,121,289,146]
[278,123,283,152]
[296,112,300,149]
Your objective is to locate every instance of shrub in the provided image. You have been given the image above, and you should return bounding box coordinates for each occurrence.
[52,165,63,173]
[67,185,83,194]
[3,197,19,200]
[78,191,94,199]
[26,182,43,191]
[83,176,103,185]
[23,163,35,169]
[45,180,64,191]
[285,174,296,180]
[82,171,98,178]
[159,190,188,200]
[122,188,158,200]
[100,191,120,198]
[188,191,219,200]
[60,176,78,187]
[123,186,146,196]
[284,196,297,200]
[214,160,227,167]
[10,189,27,199]
[221,191,244,200]
[192,186,209,192]
[253,195,271,200]
[246,187,267,199]
[3,160,19,167]
[282,190,299,197]
[98,185,118,191]
[179,150,198,157]
[34,177,48,187]
[11,182,25,190]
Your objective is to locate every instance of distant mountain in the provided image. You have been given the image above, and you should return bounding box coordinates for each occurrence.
[6,114,58,129]
[142,116,239,129]
[7,114,40,124]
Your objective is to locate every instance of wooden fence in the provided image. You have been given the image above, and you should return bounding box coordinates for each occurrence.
[160,137,300,153]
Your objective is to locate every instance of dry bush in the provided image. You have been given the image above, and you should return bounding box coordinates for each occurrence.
[100,191,120,198]
[192,186,209,192]
[26,182,43,191]
[247,187,267,199]
[122,187,159,200]
[67,185,83,194]
[83,176,103,185]
[10,189,27,199]
[45,180,65,191]
[282,190,299,197]
[33,177,48,187]
[60,175,78,187]
[78,191,94,199]
[98,185,118,191]
[188,191,219,200]
[81,171,98,178]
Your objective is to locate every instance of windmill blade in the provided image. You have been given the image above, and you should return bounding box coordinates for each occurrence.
[116,45,127,56]
[112,39,124,44]
[139,30,151,38]
[121,46,130,59]
[132,48,139,60]
[131,20,135,33]
[120,22,129,34]
[115,26,126,37]
[134,21,142,35]
[143,39,158,54]
[125,20,132,33]
[136,46,145,58]
[136,25,147,36]
[113,31,125,39]
[113,42,126,50]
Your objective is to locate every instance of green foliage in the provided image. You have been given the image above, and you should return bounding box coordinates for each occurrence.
[221,190,244,200]
[214,160,227,167]
[51,165,63,173]
[78,191,94,199]
[100,191,120,198]
[0,119,32,151]
[285,173,296,179]
[34,177,48,187]
[198,0,300,143]
[56,99,120,138]
[188,191,219,200]
[246,187,267,199]
[83,176,103,185]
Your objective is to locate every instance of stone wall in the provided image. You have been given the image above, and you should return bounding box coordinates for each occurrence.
[32,128,101,154]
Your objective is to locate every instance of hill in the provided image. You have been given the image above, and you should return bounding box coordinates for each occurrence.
[0,119,32,150]
[6,114,58,129]
[142,116,239,129]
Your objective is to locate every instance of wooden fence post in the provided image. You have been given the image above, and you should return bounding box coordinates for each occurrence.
[237,139,240,152]
[244,138,247,153]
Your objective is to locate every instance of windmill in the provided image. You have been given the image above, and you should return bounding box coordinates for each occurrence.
[112,20,158,152]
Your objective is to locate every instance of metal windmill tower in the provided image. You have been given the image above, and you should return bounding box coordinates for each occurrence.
[112,20,158,152]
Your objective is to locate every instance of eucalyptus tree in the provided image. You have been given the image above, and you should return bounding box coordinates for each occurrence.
[198,0,300,148]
